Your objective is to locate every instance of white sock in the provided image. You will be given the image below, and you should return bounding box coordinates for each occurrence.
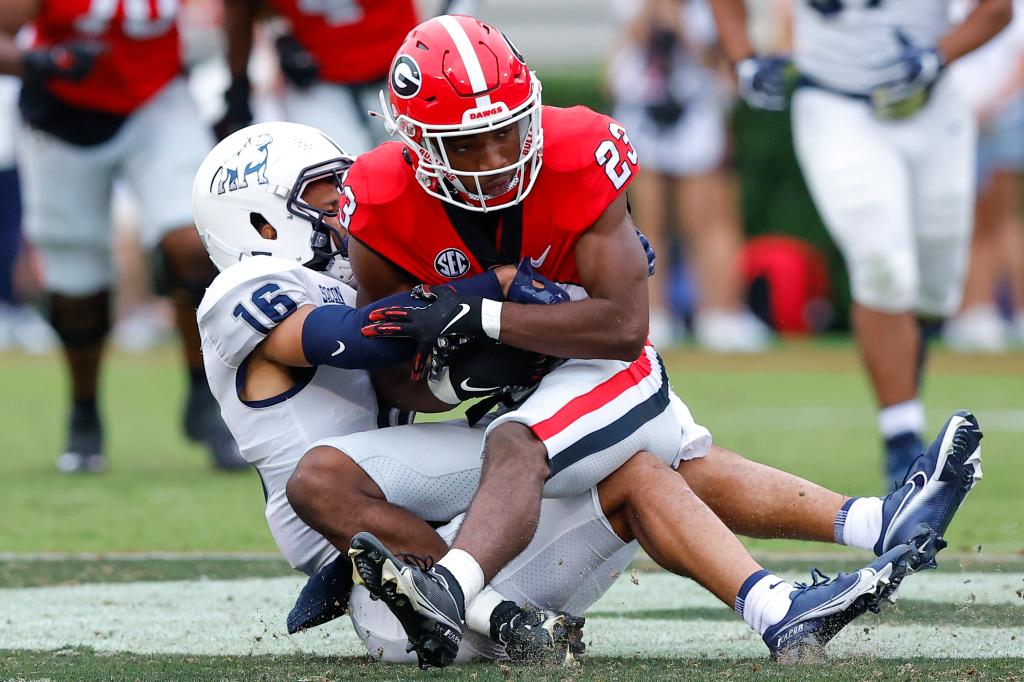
[878,400,925,439]
[734,571,796,636]
[835,496,884,551]
[464,586,507,637]
[437,548,485,611]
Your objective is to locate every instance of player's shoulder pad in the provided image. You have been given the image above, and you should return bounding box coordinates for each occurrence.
[541,105,636,174]
[198,255,306,322]
[344,141,414,207]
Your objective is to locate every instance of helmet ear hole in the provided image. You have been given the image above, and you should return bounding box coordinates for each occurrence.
[250,212,276,240]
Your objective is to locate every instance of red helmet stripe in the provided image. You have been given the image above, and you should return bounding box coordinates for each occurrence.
[435,15,493,109]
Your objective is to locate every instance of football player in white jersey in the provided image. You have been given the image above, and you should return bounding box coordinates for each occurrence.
[709,0,1012,484]
[192,122,983,666]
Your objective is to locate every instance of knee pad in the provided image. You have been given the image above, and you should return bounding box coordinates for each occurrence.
[154,241,217,309]
[47,290,112,347]
[848,251,918,313]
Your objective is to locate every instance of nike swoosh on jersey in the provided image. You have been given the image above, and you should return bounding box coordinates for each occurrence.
[441,304,471,335]
[530,245,552,269]
[460,378,501,393]
[332,341,346,357]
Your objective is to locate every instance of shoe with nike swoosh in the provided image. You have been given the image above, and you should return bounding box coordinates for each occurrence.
[763,542,919,661]
[874,410,983,569]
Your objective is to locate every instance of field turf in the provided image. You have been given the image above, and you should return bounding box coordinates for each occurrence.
[1,341,1022,679]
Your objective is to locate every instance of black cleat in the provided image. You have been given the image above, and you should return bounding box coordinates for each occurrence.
[184,384,247,471]
[57,403,106,474]
[348,532,463,669]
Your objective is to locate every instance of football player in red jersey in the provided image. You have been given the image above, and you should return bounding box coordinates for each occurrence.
[0,0,245,472]
[330,14,694,667]
[216,0,476,151]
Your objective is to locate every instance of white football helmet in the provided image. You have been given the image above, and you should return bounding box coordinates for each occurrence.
[192,122,354,274]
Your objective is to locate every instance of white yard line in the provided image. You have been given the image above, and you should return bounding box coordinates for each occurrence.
[1,572,1021,659]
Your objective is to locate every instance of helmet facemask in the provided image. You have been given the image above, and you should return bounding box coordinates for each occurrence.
[376,78,544,213]
[287,157,354,272]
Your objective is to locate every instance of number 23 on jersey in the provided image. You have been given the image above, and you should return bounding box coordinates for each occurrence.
[595,123,638,191]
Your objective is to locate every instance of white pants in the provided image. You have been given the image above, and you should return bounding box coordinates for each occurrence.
[792,78,976,316]
[349,488,638,663]
[19,78,213,295]
[284,81,389,156]
[488,345,710,497]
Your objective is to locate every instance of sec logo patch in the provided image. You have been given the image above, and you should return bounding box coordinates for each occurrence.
[434,248,470,278]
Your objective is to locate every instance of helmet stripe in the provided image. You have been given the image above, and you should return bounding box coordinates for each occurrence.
[436,15,493,109]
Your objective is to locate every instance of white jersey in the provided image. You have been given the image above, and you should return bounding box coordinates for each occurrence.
[197,256,399,572]
[794,0,954,93]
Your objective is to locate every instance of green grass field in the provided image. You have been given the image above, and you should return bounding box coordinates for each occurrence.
[1,341,1022,680]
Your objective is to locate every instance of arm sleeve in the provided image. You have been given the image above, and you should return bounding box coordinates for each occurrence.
[301,269,503,368]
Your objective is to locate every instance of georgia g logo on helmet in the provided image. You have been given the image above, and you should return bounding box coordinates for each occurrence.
[391,55,422,99]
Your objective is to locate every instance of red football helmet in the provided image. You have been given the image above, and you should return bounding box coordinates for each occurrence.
[376,15,543,212]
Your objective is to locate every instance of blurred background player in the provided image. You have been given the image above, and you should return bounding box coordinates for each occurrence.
[709,0,1013,485]
[608,0,771,351]
[215,0,477,149]
[0,0,245,472]
[0,74,57,354]
[944,0,1024,351]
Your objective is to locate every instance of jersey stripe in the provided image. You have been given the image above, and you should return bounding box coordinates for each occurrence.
[531,345,657,442]
[436,15,493,109]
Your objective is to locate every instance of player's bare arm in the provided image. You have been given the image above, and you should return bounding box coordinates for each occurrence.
[350,237,418,305]
[0,0,39,75]
[707,0,753,63]
[496,193,649,361]
[936,0,1012,64]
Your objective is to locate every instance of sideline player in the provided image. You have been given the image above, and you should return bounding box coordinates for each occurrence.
[709,0,1013,484]
[191,122,983,665]
[0,0,245,471]
[216,0,476,150]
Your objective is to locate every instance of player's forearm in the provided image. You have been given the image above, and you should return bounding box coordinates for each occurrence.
[938,0,1013,65]
[496,298,647,362]
[0,36,24,77]
[708,0,755,63]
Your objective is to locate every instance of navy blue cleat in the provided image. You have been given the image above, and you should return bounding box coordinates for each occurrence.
[884,431,923,488]
[875,410,983,569]
[763,543,918,662]
[348,532,464,669]
[287,556,354,634]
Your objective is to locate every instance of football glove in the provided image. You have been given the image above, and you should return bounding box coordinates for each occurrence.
[361,284,498,381]
[428,342,557,405]
[276,33,319,89]
[635,228,656,277]
[21,39,106,84]
[506,258,571,306]
[870,31,945,121]
[736,55,791,112]
[213,74,253,141]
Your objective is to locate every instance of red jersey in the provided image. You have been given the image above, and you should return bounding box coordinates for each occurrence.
[31,0,181,114]
[269,0,418,84]
[345,106,640,287]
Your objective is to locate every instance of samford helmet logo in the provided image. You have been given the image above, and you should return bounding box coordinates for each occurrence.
[461,102,509,125]
[216,134,273,195]
[391,55,422,99]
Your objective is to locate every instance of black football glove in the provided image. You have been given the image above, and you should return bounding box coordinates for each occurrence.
[21,39,106,84]
[428,342,558,405]
[361,284,494,381]
[276,33,319,88]
[213,74,253,141]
